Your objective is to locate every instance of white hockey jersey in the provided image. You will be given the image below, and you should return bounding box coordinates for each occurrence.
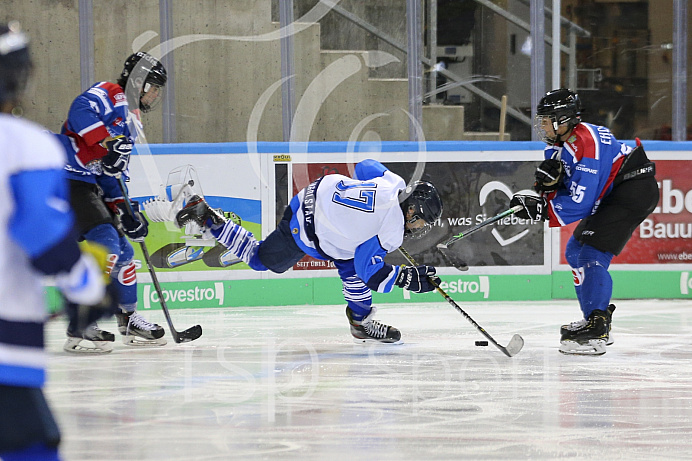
[0,114,74,388]
[289,159,406,293]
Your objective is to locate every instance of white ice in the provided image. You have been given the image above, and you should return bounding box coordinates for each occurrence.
[43,299,692,460]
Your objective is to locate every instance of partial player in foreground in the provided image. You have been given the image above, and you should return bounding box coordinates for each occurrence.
[0,22,116,460]
[54,52,168,353]
[176,159,442,343]
[511,88,658,355]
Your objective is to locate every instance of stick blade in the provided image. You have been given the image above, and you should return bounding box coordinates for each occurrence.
[502,334,524,357]
[438,247,469,271]
[172,324,203,343]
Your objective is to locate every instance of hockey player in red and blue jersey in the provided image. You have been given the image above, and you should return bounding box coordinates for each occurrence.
[511,88,658,355]
[54,52,168,353]
[175,159,443,344]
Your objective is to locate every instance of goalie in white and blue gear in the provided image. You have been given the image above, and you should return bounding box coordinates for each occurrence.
[53,51,168,352]
[0,22,116,461]
[176,159,443,343]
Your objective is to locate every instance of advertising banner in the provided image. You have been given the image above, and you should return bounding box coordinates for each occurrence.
[558,159,692,265]
[290,159,546,272]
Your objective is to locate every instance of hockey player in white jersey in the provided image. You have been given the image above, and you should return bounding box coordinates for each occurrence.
[0,22,116,461]
[176,159,443,343]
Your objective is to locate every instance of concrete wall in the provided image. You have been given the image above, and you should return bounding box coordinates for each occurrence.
[4,0,466,144]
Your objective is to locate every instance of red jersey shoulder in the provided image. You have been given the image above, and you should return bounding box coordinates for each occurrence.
[96,81,127,106]
[564,124,597,161]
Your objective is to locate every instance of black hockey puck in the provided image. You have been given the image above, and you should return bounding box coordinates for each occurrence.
[475,341,489,346]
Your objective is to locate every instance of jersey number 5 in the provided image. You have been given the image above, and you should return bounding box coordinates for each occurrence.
[332,180,377,212]
[570,182,586,203]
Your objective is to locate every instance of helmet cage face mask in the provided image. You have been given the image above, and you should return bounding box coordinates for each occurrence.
[139,81,164,113]
[534,114,561,144]
[404,209,434,241]
[400,181,443,241]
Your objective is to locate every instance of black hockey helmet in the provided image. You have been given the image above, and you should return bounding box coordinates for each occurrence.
[117,52,167,112]
[0,21,32,110]
[534,88,582,144]
[400,181,443,240]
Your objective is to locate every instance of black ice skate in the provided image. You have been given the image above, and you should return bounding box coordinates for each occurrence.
[175,195,227,228]
[64,323,115,354]
[346,306,401,344]
[559,307,614,356]
[560,304,616,347]
[116,311,167,346]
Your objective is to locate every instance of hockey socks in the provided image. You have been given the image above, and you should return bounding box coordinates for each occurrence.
[211,221,261,267]
[342,275,373,320]
[577,245,614,319]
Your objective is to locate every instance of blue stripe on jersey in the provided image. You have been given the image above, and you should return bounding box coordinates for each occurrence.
[288,194,327,260]
[354,236,398,293]
[9,169,75,260]
[0,319,44,348]
[0,364,45,388]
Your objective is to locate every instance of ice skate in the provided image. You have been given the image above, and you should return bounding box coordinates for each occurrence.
[116,311,167,346]
[559,308,612,356]
[560,304,615,346]
[64,323,115,354]
[175,195,226,228]
[346,306,401,344]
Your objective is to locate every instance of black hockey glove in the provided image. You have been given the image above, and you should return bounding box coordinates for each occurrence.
[101,136,133,176]
[117,201,149,241]
[510,194,548,221]
[394,265,440,293]
[533,158,563,193]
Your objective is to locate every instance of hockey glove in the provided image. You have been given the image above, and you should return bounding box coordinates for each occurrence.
[510,194,548,221]
[117,200,149,241]
[394,265,440,293]
[101,136,133,176]
[533,158,563,193]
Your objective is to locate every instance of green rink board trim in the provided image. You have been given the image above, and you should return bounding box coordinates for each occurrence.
[45,271,692,312]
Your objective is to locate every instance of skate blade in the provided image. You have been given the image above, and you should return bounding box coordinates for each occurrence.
[351,337,403,345]
[559,339,607,356]
[121,336,168,347]
[63,338,113,354]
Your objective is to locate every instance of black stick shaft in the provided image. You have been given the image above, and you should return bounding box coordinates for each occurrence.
[398,246,522,357]
[116,175,197,343]
[438,205,523,249]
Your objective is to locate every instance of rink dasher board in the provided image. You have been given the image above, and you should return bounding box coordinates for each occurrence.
[44,141,692,310]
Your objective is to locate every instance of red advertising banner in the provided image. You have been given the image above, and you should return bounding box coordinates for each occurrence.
[559,160,692,265]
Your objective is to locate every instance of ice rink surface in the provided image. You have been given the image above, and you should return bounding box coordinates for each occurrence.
[43,300,692,460]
